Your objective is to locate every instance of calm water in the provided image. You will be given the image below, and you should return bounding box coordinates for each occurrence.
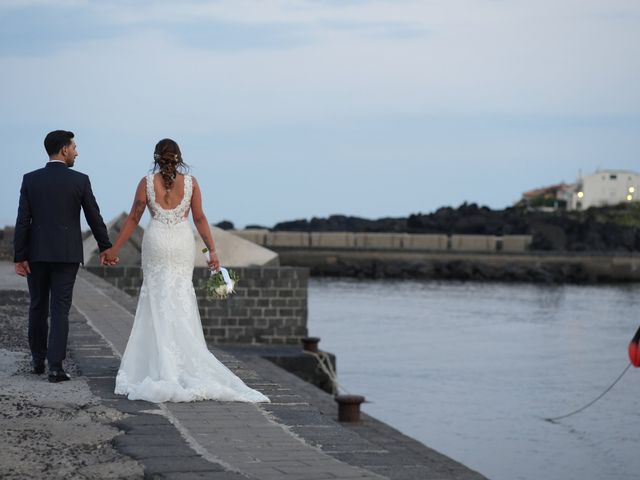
[308,278,640,480]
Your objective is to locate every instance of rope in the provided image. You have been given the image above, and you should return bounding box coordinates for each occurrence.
[544,362,632,423]
[303,350,352,396]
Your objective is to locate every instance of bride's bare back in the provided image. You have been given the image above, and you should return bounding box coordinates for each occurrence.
[105,138,220,272]
[152,172,188,211]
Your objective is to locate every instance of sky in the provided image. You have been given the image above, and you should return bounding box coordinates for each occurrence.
[1,0,639,228]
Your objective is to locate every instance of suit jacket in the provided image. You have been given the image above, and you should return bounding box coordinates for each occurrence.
[13,161,112,264]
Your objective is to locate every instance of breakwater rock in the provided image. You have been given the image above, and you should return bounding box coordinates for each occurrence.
[276,250,640,283]
[273,203,640,253]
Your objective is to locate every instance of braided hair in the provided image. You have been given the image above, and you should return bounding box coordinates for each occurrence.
[153,139,189,201]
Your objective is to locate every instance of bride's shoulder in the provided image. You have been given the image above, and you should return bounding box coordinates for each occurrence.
[133,176,148,198]
[136,176,148,190]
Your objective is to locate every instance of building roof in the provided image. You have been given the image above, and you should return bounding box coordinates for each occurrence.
[521,183,574,200]
[586,169,639,176]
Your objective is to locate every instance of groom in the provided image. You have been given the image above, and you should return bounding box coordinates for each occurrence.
[13,130,114,383]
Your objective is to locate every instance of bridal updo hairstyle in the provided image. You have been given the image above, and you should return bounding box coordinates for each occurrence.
[153,138,190,199]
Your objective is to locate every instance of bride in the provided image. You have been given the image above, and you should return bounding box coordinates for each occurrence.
[103,139,269,403]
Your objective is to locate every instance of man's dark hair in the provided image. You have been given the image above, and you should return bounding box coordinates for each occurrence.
[44,130,74,156]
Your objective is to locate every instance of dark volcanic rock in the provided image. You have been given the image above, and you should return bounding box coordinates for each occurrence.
[245,224,269,230]
[273,203,640,252]
[300,256,598,283]
[215,220,235,230]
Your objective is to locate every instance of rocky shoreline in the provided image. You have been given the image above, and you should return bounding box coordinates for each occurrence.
[274,249,640,283]
[259,203,640,282]
[308,257,592,283]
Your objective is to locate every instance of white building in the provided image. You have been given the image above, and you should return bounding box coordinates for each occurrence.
[569,170,639,210]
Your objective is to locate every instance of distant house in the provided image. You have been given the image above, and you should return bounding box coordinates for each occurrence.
[518,183,575,210]
[570,170,639,210]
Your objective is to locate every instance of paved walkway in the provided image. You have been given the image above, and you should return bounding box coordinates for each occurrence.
[72,269,386,480]
[1,262,486,480]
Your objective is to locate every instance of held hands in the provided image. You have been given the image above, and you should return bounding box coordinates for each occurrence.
[14,261,31,277]
[100,248,120,266]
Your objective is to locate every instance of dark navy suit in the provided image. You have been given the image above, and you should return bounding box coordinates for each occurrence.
[13,161,112,371]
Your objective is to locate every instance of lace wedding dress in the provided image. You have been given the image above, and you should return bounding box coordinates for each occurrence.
[114,174,269,403]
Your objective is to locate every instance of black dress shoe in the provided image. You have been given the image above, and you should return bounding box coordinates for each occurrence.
[48,371,71,383]
[31,364,45,374]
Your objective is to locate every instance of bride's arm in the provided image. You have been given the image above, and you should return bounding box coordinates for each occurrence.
[191,176,219,270]
[102,178,147,263]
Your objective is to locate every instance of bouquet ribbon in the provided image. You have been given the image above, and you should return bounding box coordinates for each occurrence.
[216,267,234,291]
[203,248,235,292]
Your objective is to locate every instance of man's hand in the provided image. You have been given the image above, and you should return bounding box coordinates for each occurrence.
[100,248,119,266]
[15,261,31,277]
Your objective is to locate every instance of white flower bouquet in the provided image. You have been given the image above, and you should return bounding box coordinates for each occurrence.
[202,248,239,300]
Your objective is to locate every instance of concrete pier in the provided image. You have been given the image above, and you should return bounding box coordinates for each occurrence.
[0,262,487,479]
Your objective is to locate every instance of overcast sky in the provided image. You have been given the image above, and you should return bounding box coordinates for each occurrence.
[1,0,639,228]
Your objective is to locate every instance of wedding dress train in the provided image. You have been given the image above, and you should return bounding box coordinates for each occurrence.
[114,174,269,403]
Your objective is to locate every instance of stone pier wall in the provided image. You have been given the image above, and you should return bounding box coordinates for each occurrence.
[233,230,534,253]
[84,266,309,345]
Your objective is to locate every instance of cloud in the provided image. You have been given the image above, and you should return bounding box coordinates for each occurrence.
[1,0,639,227]
[0,5,124,55]
[0,0,87,8]
[2,0,638,135]
[0,1,431,56]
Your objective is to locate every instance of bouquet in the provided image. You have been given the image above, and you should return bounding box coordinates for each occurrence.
[202,248,239,300]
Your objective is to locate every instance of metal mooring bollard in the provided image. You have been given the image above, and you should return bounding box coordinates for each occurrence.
[335,395,366,422]
[301,336,321,353]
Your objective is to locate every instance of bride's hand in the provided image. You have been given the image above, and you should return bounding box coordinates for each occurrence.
[101,248,119,266]
[208,252,220,271]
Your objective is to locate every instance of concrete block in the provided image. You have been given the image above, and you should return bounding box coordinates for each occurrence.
[450,235,498,252]
[310,232,356,248]
[405,234,448,251]
[262,269,279,280]
[354,233,405,249]
[501,235,532,252]
[232,229,268,245]
[279,267,300,279]
[265,231,309,248]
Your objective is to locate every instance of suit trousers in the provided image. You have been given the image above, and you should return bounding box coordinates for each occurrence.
[26,262,80,371]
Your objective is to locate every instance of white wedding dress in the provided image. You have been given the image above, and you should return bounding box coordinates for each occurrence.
[114,174,269,403]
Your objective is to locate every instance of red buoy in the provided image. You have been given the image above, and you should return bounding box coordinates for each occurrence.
[629,325,640,368]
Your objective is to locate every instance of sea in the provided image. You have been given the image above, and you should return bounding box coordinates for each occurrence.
[308,278,640,480]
